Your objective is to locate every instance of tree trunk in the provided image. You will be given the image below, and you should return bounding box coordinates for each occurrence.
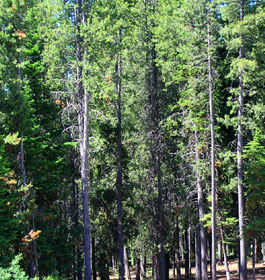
[173,251,176,278]
[184,229,190,279]
[20,139,38,278]
[136,258,140,280]
[144,1,165,278]
[81,83,92,280]
[175,219,182,280]
[92,237,97,280]
[112,255,116,271]
[165,252,170,280]
[71,154,82,280]
[75,1,92,278]
[252,238,256,280]
[237,1,247,280]
[262,242,265,264]
[116,39,125,280]
[180,233,184,261]
[98,252,110,280]
[220,225,230,280]
[195,130,208,280]
[124,247,130,280]
[32,215,38,278]
[188,226,191,276]
[207,5,217,279]
[153,254,160,280]
[195,226,202,280]
[217,242,222,265]
[209,234,212,277]
[140,256,145,280]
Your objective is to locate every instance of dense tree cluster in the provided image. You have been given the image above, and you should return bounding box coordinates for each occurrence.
[0,0,264,279]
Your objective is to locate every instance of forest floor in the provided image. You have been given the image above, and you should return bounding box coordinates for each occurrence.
[109,261,265,279]
[212,261,265,280]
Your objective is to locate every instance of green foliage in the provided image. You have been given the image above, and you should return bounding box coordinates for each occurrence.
[244,129,265,238]
[0,254,66,280]
[4,133,20,145]
[0,254,29,280]
[0,0,264,278]
[0,136,21,265]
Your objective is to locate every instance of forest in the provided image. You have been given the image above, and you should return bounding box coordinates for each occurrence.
[0,0,264,279]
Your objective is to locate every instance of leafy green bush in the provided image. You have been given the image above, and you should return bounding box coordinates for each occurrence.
[0,254,28,280]
[0,254,66,280]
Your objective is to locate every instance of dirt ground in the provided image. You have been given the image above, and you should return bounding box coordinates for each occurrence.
[109,261,265,279]
[212,261,265,280]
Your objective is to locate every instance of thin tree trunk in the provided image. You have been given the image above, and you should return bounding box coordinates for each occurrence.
[207,5,217,279]
[116,47,125,280]
[165,252,170,280]
[124,247,130,280]
[20,137,38,278]
[195,226,202,280]
[237,1,247,280]
[112,255,115,271]
[252,238,256,280]
[140,255,145,280]
[136,258,140,280]
[92,237,97,280]
[180,233,184,261]
[218,242,222,265]
[81,85,92,280]
[70,154,82,280]
[175,219,181,280]
[255,239,258,263]
[153,254,159,280]
[32,214,38,278]
[173,251,176,278]
[172,150,181,280]
[220,225,230,280]
[184,228,189,279]
[262,242,265,264]
[195,130,208,280]
[158,169,166,280]
[188,226,191,276]
[209,234,212,277]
